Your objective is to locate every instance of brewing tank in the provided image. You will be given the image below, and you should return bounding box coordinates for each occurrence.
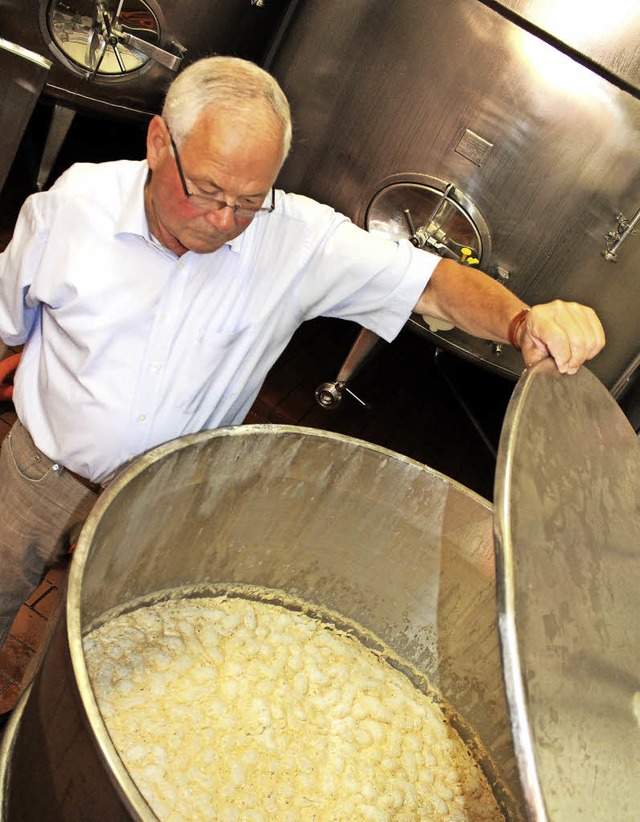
[0,0,293,117]
[0,425,524,819]
[0,361,638,819]
[270,0,640,394]
[0,0,294,189]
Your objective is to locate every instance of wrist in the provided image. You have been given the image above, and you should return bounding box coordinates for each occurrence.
[508,307,530,351]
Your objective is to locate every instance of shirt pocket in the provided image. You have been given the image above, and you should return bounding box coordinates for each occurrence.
[177,323,257,416]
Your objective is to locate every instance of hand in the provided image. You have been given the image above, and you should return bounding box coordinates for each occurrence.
[518,300,605,375]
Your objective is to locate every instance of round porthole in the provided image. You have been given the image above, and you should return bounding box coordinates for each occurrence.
[41,0,162,80]
[363,174,491,266]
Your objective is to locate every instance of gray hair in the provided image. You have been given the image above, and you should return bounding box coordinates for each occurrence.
[162,56,292,164]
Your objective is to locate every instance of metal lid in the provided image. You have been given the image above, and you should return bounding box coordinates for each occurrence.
[494,359,640,821]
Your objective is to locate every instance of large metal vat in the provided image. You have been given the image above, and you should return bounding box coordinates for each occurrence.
[0,0,293,117]
[270,0,640,395]
[0,425,524,819]
[0,0,294,189]
[1,359,638,819]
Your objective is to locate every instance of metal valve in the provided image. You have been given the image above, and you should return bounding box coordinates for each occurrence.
[315,381,369,410]
[315,381,345,410]
[602,208,640,262]
[402,184,481,264]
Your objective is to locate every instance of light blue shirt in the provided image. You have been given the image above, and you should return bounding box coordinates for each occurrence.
[0,160,437,482]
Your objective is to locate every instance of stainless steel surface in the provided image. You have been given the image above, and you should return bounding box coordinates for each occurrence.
[1,425,524,819]
[314,379,345,409]
[0,38,51,192]
[494,360,640,820]
[45,0,171,78]
[0,0,293,188]
[272,0,640,389]
[0,0,293,117]
[486,0,640,93]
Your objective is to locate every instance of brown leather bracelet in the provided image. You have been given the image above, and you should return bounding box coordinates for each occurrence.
[508,308,530,350]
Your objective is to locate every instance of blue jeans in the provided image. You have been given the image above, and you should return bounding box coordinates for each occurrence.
[0,420,99,646]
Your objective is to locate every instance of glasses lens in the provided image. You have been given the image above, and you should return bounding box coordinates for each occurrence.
[189,198,272,218]
[185,197,258,218]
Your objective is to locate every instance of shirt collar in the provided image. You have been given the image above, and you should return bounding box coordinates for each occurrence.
[114,160,152,241]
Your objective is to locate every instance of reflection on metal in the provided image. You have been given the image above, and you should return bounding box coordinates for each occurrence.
[0,1,294,116]
[408,183,477,260]
[480,0,640,95]
[602,206,640,262]
[314,380,368,410]
[494,359,640,820]
[454,128,494,166]
[0,425,524,817]
[0,1,293,191]
[0,38,51,193]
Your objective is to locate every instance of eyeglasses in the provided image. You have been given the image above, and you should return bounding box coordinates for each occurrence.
[167,128,276,219]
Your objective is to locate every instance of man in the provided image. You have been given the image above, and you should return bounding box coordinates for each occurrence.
[0,56,604,652]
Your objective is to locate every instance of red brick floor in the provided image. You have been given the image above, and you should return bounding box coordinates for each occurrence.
[0,560,68,715]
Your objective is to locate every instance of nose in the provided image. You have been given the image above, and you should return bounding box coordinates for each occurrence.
[204,205,236,232]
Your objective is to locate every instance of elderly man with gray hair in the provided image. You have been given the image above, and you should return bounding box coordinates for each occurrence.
[0,56,604,672]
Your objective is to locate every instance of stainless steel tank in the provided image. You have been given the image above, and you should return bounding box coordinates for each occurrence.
[0,0,294,189]
[0,0,293,117]
[1,360,638,819]
[0,425,524,819]
[270,0,640,395]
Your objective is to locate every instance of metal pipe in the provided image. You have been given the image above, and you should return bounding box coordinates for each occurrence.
[433,348,498,459]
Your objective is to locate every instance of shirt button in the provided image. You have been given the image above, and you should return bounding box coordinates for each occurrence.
[150,363,159,372]
[138,414,147,422]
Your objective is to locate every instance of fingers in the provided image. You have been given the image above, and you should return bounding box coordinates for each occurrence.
[519,300,606,374]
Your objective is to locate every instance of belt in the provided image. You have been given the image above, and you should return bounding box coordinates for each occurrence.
[65,468,102,496]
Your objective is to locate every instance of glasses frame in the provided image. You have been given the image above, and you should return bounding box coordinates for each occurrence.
[167,127,276,218]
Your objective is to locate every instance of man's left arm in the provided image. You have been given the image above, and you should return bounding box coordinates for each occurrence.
[414,258,605,375]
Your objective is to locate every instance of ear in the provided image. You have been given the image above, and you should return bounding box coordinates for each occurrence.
[146,115,169,171]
